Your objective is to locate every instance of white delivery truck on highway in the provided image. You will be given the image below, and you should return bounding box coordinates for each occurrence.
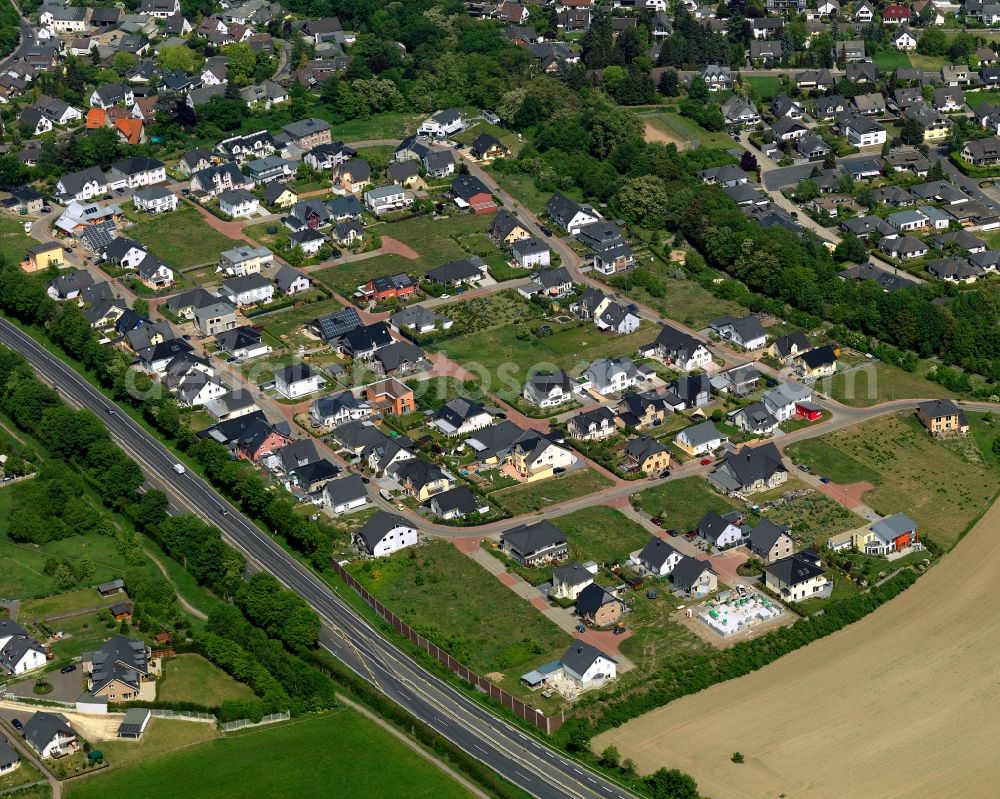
[172,463,186,475]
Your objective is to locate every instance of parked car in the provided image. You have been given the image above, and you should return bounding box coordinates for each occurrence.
[649,517,664,526]
[700,458,713,466]
[11,719,22,730]
[575,624,586,633]
[660,470,671,478]
[612,626,627,635]
[798,463,810,473]
[819,476,831,483]
[666,528,679,537]
[60,664,77,674]
[553,467,566,474]
[540,225,553,237]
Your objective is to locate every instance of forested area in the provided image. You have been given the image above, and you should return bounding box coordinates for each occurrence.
[0,337,334,721]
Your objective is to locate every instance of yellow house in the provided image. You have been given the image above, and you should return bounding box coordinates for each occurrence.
[23,241,63,272]
[795,345,838,380]
[263,182,298,209]
[489,208,531,245]
[622,436,671,475]
[915,399,968,437]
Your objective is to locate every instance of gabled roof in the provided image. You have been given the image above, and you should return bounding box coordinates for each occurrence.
[431,484,481,515]
[552,562,594,586]
[749,518,791,552]
[764,551,825,587]
[356,510,413,551]
[638,537,681,570]
[716,442,787,486]
[575,583,621,617]
[22,712,74,754]
[501,520,566,555]
[324,473,368,505]
[560,641,615,676]
[671,556,717,590]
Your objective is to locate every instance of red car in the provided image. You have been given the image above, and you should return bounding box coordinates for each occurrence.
[700,458,713,466]
[649,517,664,527]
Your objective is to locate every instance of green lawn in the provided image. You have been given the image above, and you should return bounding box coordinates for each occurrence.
[907,52,950,71]
[48,609,120,660]
[65,711,474,799]
[617,590,712,674]
[326,112,422,142]
[0,750,46,793]
[349,540,570,673]
[796,567,860,615]
[0,216,37,262]
[491,469,615,515]
[76,719,217,773]
[157,654,256,705]
[617,269,748,330]
[432,320,656,398]
[634,476,741,532]
[0,487,149,598]
[381,213,503,268]
[644,111,735,149]
[312,253,415,298]
[453,121,522,154]
[485,167,560,215]
[128,203,240,269]
[257,296,343,345]
[551,506,651,565]
[19,588,118,621]
[786,412,1000,549]
[872,49,912,71]
[827,362,955,407]
[243,221,291,250]
[744,75,782,99]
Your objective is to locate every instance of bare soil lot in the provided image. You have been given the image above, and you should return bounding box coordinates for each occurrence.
[594,494,1000,799]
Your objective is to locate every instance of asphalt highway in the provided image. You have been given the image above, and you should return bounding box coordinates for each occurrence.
[0,318,638,799]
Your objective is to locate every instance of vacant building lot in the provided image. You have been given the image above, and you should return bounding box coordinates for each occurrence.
[348,540,570,674]
[157,654,257,705]
[593,487,1000,799]
[433,320,656,399]
[634,477,741,533]
[551,506,651,566]
[127,203,240,269]
[491,469,615,515]
[65,710,474,799]
[826,361,954,408]
[786,412,1000,549]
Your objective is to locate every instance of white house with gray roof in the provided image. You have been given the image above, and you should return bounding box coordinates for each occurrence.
[675,420,727,456]
[559,642,617,689]
[353,511,417,556]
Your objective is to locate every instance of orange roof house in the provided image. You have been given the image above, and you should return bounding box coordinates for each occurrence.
[86,108,106,129]
[115,118,145,145]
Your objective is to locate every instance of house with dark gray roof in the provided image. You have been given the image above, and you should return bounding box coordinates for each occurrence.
[636,537,683,576]
[671,556,718,594]
[322,473,369,515]
[709,442,788,496]
[21,712,77,759]
[429,485,487,519]
[764,551,829,601]
[557,642,617,689]
[353,511,417,557]
[501,521,568,566]
[748,518,794,563]
[698,510,744,549]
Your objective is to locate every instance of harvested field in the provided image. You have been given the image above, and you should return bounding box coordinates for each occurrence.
[643,121,687,150]
[594,493,1000,798]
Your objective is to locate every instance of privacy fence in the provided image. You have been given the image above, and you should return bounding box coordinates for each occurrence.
[330,561,566,735]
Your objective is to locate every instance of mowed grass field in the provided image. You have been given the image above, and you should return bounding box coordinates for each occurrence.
[826,361,955,407]
[0,486,146,598]
[128,203,240,269]
[551,506,651,565]
[872,49,912,70]
[157,654,256,705]
[349,540,570,673]
[616,262,748,329]
[635,476,741,533]
[743,75,782,99]
[432,320,656,398]
[19,588,118,621]
[313,253,416,298]
[66,711,474,799]
[593,484,1000,799]
[491,469,615,515]
[645,111,735,149]
[786,412,1000,548]
[0,216,37,262]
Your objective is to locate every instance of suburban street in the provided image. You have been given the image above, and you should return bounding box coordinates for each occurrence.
[0,318,640,799]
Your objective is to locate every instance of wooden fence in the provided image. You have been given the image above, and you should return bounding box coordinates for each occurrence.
[330,561,565,735]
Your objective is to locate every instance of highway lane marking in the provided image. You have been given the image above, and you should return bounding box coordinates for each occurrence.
[0,322,636,799]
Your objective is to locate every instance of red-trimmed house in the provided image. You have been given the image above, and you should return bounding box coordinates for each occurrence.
[450,175,497,215]
[359,273,417,302]
[236,423,292,462]
[795,400,823,421]
[882,3,911,24]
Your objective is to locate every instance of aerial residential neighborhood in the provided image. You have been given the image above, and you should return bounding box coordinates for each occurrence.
[0,0,997,796]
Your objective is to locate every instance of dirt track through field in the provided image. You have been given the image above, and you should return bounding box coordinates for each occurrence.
[595,496,1000,798]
